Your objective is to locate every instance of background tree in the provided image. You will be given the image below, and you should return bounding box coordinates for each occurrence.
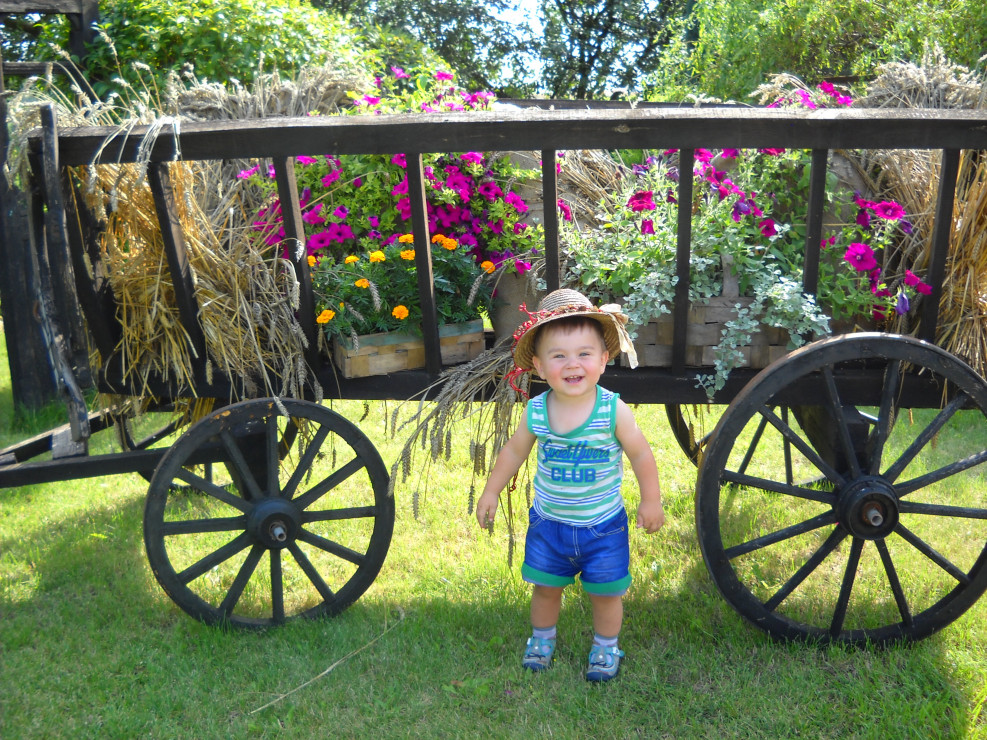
[536,0,689,99]
[313,0,537,95]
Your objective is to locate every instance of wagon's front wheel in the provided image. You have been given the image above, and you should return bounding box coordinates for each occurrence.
[696,333,987,646]
[144,398,393,627]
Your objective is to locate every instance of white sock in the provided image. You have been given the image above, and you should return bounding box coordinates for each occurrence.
[593,632,618,648]
[532,625,557,641]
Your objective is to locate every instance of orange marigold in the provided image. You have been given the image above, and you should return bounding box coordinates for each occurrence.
[316,309,335,323]
[392,305,410,320]
[400,249,416,260]
[398,233,415,243]
[441,237,458,250]
[431,233,445,244]
[344,255,360,264]
[481,260,495,274]
[355,278,370,289]
[369,250,386,262]
[307,255,317,267]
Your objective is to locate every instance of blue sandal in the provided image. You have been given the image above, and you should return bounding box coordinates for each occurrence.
[522,636,556,671]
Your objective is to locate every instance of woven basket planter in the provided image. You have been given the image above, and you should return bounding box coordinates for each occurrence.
[332,319,485,378]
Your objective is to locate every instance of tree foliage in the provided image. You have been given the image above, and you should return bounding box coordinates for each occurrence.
[314,0,536,95]
[537,0,689,99]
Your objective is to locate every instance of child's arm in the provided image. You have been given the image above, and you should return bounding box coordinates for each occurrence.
[475,423,537,528]
[615,399,665,534]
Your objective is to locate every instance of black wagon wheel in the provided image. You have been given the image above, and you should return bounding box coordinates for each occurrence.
[696,333,987,646]
[144,397,393,627]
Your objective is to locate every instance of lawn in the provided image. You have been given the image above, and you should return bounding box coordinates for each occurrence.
[1,328,985,739]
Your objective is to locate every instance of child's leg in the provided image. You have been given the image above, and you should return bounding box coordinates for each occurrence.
[531,584,564,629]
[589,593,623,638]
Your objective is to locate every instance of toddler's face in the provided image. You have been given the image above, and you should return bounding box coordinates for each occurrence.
[531,323,609,397]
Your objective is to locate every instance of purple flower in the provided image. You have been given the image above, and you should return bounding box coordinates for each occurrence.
[505,192,528,214]
[759,218,778,237]
[321,169,341,187]
[391,153,407,167]
[302,204,325,226]
[461,152,483,165]
[895,291,910,314]
[478,181,503,202]
[333,205,349,220]
[391,66,410,79]
[296,155,318,166]
[855,208,872,229]
[844,242,878,272]
[308,231,332,252]
[237,165,259,179]
[640,219,655,235]
[435,70,454,82]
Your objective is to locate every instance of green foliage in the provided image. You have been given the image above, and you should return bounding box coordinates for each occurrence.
[647,0,987,101]
[80,0,362,98]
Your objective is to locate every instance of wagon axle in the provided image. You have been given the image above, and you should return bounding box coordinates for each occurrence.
[247,497,301,549]
[836,476,899,539]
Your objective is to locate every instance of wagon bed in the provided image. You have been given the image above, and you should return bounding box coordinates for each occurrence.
[4,104,987,644]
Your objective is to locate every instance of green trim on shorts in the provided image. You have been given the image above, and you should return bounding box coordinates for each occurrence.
[521,563,575,588]
[581,574,632,596]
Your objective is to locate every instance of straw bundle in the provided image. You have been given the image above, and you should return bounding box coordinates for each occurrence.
[852,46,987,375]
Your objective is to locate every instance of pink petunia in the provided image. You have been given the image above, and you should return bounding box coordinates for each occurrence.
[627,190,656,212]
[307,230,333,252]
[435,70,454,81]
[302,204,325,226]
[391,153,407,167]
[391,66,410,79]
[461,152,484,165]
[759,218,778,237]
[873,201,906,221]
[558,199,573,222]
[844,242,879,272]
[321,169,341,187]
[505,192,528,214]
[640,219,655,235]
[296,155,318,165]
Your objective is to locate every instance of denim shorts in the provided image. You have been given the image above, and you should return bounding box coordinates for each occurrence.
[520,507,631,596]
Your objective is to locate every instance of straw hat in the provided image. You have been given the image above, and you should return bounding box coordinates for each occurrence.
[511,289,638,371]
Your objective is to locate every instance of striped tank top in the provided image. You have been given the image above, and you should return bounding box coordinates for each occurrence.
[527,385,624,526]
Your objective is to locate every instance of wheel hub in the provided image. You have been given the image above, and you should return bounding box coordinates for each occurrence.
[246,497,301,549]
[836,475,899,539]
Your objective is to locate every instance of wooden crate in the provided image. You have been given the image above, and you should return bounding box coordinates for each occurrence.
[332,319,485,378]
[622,296,791,369]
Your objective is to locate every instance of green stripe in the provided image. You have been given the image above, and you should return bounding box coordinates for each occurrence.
[521,563,575,588]
[581,574,632,596]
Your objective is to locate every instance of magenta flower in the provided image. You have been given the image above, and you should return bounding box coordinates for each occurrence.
[845,242,878,272]
[478,181,503,202]
[391,153,407,167]
[558,199,573,222]
[759,218,778,237]
[514,222,529,235]
[308,230,332,252]
[396,197,411,220]
[321,169,341,187]
[368,215,379,228]
[435,70,454,82]
[758,148,786,156]
[302,204,325,226]
[855,209,872,229]
[296,155,318,166]
[359,95,381,106]
[873,201,906,221]
[640,219,655,235]
[721,148,741,159]
[461,152,483,165]
[904,269,921,287]
[627,190,656,212]
[332,205,349,220]
[505,192,528,213]
[391,66,410,79]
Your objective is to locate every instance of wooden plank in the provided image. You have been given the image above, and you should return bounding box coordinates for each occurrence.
[37,108,987,168]
[541,149,560,291]
[672,148,695,370]
[802,148,828,296]
[272,157,319,369]
[919,148,961,342]
[147,162,208,373]
[406,153,440,375]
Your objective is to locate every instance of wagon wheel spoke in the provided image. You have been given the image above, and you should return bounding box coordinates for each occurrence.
[173,467,251,512]
[830,537,864,636]
[297,528,367,566]
[282,425,332,500]
[764,526,848,612]
[883,393,968,483]
[160,515,247,535]
[720,470,835,504]
[894,524,971,585]
[219,544,265,617]
[177,532,252,584]
[724,510,836,559]
[868,359,903,475]
[144,398,394,628]
[287,541,336,602]
[271,549,285,624]
[894,448,987,496]
[219,429,265,500]
[758,404,845,485]
[822,367,862,478]
[876,539,912,628]
[293,455,368,511]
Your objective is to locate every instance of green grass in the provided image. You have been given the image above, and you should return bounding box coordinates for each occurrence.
[1,331,986,739]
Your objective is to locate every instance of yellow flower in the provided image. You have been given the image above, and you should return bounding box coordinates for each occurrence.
[481,260,495,274]
[339,302,345,309]
[369,250,386,263]
[400,249,416,260]
[441,237,458,251]
[316,309,335,323]
[355,278,370,289]
[344,255,360,264]
[307,255,317,267]
[392,305,409,320]
[398,233,415,243]
[431,233,445,244]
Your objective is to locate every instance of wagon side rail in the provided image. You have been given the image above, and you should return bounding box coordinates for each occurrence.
[22,105,987,415]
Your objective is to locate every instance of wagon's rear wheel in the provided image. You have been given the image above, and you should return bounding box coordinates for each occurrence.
[143,398,393,627]
[696,333,987,646]
[665,405,714,465]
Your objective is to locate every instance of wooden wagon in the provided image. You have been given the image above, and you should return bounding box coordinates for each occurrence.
[3,103,987,645]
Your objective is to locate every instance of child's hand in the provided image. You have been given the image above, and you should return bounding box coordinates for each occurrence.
[636,499,665,534]
[475,491,498,529]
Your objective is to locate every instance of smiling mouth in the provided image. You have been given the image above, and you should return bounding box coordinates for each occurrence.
[564,375,584,383]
